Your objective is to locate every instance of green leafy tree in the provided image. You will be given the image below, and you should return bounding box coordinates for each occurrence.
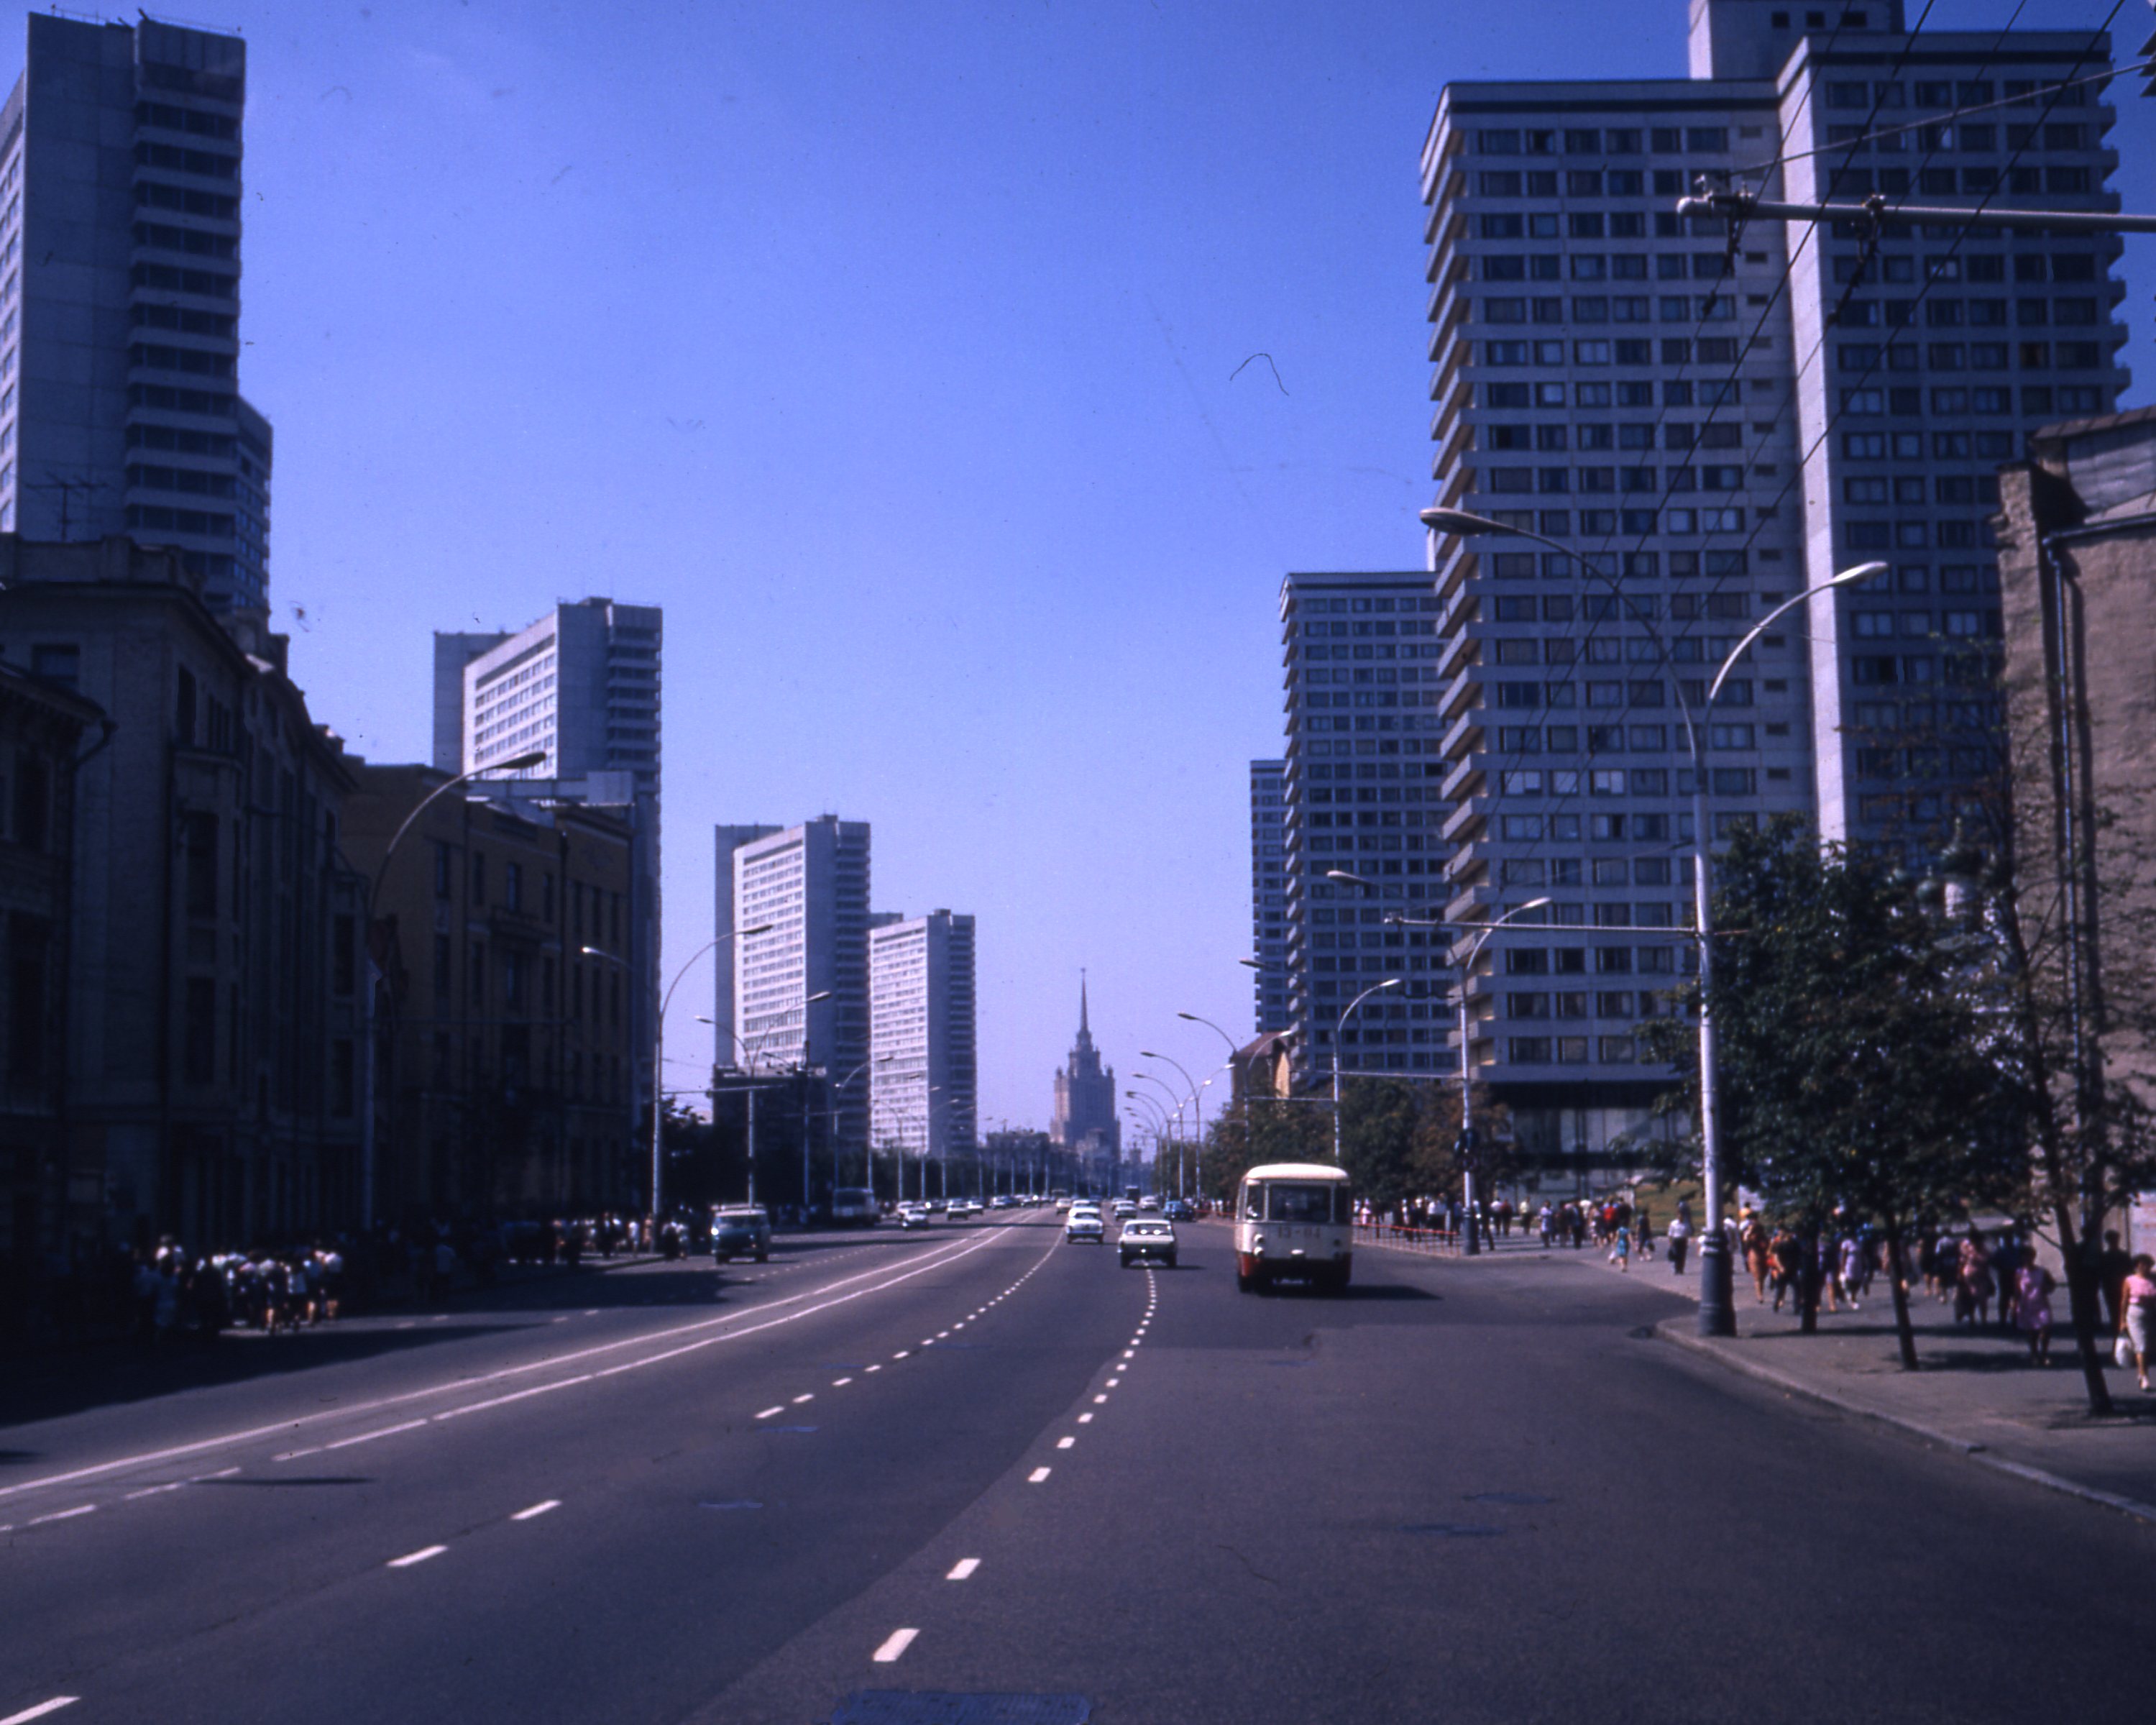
[1638,817,2026,1368]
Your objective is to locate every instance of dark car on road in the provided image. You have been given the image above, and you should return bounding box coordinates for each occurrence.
[710,1204,771,1263]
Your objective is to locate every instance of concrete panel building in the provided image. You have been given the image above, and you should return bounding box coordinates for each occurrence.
[720,817,871,1153]
[1390,0,2132,1166]
[1249,759,1289,1034]
[1,14,272,613]
[868,910,977,1171]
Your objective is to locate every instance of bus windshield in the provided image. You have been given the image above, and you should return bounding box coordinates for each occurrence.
[1261,1183,1343,1225]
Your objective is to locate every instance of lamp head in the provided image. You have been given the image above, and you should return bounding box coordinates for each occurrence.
[1832,560,1890,587]
[740,922,775,937]
[1419,507,1506,537]
[492,749,548,774]
[1326,869,1374,892]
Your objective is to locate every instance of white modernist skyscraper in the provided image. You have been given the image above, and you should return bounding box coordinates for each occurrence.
[718,818,872,1151]
[1275,0,2134,1176]
[868,911,978,1170]
[434,598,663,1130]
[1,13,272,612]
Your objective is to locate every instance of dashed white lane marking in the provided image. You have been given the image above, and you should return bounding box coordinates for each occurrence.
[583,1309,599,1316]
[865,1364,881,1373]
[0,1698,80,1724]
[1056,1437,1075,1450]
[756,1406,784,1420]
[273,1446,323,1463]
[871,1627,919,1663]
[832,1376,853,1387]
[948,1558,981,1580]
[1027,1467,1052,1484]
[194,1467,239,1481]
[387,1544,448,1568]
[551,1316,569,1324]
[324,1419,429,1452]
[1077,1413,1093,1424]
[893,1350,909,1360]
[792,1394,815,1405]
[511,1499,560,1522]
[1106,1377,1121,1388]
[124,1482,184,1500]
[1093,1394,1109,1404]
[25,1505,95,1527]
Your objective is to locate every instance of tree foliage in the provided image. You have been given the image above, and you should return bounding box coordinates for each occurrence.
[1202,1078,1510,1211]
[1637,817,2027,1365]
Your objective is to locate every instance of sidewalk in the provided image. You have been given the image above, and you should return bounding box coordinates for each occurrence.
[1665,1275,2156,1522]
[1365,1229,2156,1522]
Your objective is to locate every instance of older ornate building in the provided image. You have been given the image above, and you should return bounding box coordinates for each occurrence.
[1051,979,1119,1189]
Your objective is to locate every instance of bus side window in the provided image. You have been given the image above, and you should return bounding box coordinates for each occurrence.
[1244,1184,1265,1221]
[1335,1188,1352,1225]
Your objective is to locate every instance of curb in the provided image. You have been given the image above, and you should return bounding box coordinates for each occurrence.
[1653,1317,2156,1530]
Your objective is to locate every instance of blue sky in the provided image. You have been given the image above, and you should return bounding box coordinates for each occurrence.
[97,0,2156,1138]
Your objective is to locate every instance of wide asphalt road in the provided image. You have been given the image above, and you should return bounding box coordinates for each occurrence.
[2,1210,2150,1724]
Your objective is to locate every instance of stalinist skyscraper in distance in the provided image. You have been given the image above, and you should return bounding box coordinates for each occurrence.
[1052,979,1121,1189]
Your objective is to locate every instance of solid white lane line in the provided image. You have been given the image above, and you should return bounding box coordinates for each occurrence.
[1077,1413,1093,1424]
[511,1499,561,1522]
[948,1557,981,1580]
[792,1394,815,1405]
[324,1419,429,1452]
[1056,1437,1075,1450]
[434,1374,594,1419]
[0,1229,1039,1506]
[756,1406,784,1420]
[193,1467,240,1481]
[272,1447,324,1463]
[0,1699,80,1724]
[387,1544,448,1568]
[871,1628,919,1663]
[124,1482,185,1500]
[25,1504,96,1526]
[1027,1467,1052,1483]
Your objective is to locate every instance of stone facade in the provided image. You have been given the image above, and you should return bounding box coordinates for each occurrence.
[344,765,638,1225]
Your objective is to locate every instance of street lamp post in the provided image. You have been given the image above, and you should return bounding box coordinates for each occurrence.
[1445,897,1550,1255]
[1130,1071,1185,1186]
[1333,978,1402,1165]
[360,749,546,1232]
[1139,1049,1202,1199]
[1423,504,1884,1331]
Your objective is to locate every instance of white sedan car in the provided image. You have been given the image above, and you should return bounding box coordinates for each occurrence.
[1118,1217,1178,1268]
[1065,1206,1105,1245]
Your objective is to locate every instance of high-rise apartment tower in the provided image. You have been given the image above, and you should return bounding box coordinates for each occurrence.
[1,14,272,612]
[719,818,872,1152]
[1249,760,1290,1034]
[1278,0,2134,1168]
[868,910,978,1171]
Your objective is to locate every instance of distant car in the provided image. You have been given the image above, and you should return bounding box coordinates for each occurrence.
[991,1194,1016,1209]
[897,1203,931,1230]
[1138,1194,1161,1212]
[1111,1199,1138,1220]
[1055,1197,1072,1213]
[830,1186,879,1227]
[926,1199,947,1214]
[1162,1199,1194,1223]
[1065,1206,1105,1245]
[948,1199,978,1220]
[710,1204,771,1263]
[1119,1217,1178,1269]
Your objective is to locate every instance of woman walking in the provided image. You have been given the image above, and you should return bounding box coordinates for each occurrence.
[2015,1258,2056,1365]
[2119,1254,2156,1394]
